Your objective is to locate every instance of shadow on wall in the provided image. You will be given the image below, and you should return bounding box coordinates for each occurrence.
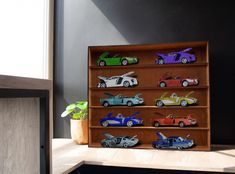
[55,0,235,144]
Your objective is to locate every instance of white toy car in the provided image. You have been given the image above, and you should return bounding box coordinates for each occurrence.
[97,71,138,88]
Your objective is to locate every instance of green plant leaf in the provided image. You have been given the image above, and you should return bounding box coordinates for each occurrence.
[61,109,73,117]
[76,101,88,110]
[72,113,81,120]
[66,103,76,111]
[61,100,88,120]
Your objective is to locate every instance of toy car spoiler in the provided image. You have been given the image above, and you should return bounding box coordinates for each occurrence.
[121,71,135,77]
[134,93,142,98]
[157,132,167,140]
[104,133,114,139]
[99,52,109,59]
[129,111,140,118]
[185,91,194,97]
[180,48,192,53]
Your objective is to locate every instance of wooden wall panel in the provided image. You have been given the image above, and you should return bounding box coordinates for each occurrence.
[0,98,40,174]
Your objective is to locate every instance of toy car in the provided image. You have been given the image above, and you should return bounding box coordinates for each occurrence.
[97,52,138,66]
[153,114,197,127]
[100,93,144,107]
[101,133,139,148]
[97,71,138,88]
[158,75,199,87]
[100,112,143,127]
[155,48,196,64]
[152,132,194,150]
[155,91,197,107]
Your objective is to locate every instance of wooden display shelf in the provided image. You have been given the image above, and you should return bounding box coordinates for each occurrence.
[90,126,209,130]
[89,142,209,151]
[90,63,208,69]
[89,86,209,90]
[88,41,210,151]
[89,106,208,109]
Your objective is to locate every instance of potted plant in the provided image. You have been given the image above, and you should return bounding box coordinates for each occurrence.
[61,101,88,144]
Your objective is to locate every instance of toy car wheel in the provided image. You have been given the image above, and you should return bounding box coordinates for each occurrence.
[158,58,164,64]
[156,100,164,107]
[100,82,106,88]
[102,121,109,127]
[99,61,106,66]
[127,101,133,107]
[127,121,133,127]
[103,101,109,107]
[177,146,182,150]
[123,142,128,148]
[102,142,109,147]
[180,100,188,107]
[154,144,161,149]
[121,59,128,66]
[123,81,130,87]
[182,80,189,87]
[154,122,160,127]
[159,82,166,88]
[181,57,188,64]
[179,121,185,127]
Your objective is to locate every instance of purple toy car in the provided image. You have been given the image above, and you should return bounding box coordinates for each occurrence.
[155,48,196,64]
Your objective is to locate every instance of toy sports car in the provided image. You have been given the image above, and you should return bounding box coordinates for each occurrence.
[100,112,143,127]
[100,93,144,107]
[101,133,139,148]
[152,132,194,150]
[155,48,196,64]
[97,52,138,66]
[155,91,197,107]
[153,114,197,127]
[97,71,138,88]
[158,75,199,87]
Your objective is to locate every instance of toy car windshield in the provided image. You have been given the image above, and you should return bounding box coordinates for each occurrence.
[171,93,178,98]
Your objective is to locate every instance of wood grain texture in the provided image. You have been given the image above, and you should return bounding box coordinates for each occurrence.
[0,98,40,174]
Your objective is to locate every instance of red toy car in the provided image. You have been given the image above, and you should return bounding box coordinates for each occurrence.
[153,114,197,127]
[158,75,199,87]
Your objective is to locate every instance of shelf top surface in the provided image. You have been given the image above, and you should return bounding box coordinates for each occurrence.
[53,139,235,174]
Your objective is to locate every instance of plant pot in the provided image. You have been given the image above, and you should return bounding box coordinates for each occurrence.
[70,119,88,144]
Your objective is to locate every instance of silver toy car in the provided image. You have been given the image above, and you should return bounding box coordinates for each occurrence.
[101,133,139,148]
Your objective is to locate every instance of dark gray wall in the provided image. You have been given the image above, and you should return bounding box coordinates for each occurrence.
[54,0,235,144]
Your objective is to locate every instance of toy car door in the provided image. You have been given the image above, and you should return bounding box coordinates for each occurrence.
[116,77,123,86]
[164,115,174,125]
[170,93,179,104]
[106,77,118,87]
[114,95,123,105]
[107,55,121,65]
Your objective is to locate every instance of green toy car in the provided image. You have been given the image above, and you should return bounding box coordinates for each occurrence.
[97,52,138,66]
[155,91,198,107]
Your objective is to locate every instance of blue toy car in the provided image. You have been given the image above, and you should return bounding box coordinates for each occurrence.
[152,132,194,150]
[100,93,144,107]
[100,112,143,127]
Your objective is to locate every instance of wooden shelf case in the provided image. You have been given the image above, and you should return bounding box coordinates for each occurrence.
[88,41,210,151]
